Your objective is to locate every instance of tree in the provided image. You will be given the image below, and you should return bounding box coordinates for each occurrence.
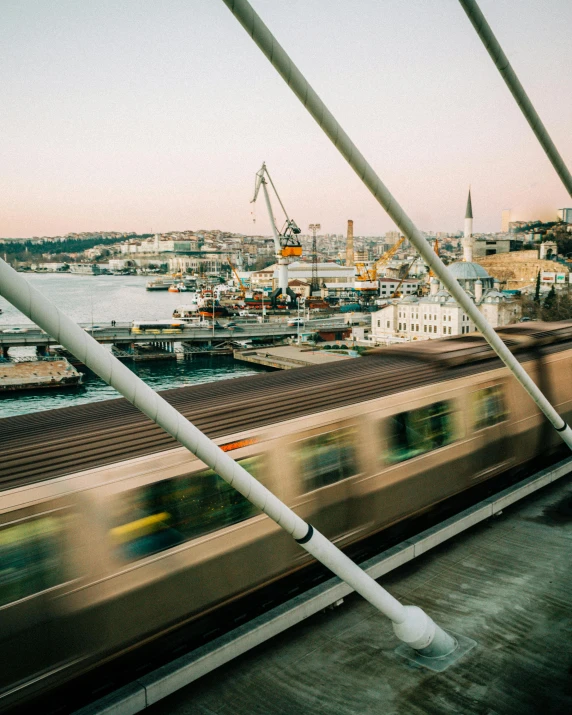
[543,284,556,311]
[534,272,541,303]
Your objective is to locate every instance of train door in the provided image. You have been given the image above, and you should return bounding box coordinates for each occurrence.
[0,503,82,704]
[467,381,512,481]
[285,422,360,544]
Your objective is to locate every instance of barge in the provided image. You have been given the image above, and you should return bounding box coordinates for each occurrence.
[0,358,83,392]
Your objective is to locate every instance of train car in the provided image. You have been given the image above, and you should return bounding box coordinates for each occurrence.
[1,321,572,709]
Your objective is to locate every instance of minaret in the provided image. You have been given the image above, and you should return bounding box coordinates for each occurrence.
[463,188,473,263]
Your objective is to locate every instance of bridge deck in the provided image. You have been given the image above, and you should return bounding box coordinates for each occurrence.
[143,472,572,715]
[0,319,348,346]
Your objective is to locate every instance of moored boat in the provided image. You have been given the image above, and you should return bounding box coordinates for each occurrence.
[146,278,174,291]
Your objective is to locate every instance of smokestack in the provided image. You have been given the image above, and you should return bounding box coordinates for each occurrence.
[346,220,354,267]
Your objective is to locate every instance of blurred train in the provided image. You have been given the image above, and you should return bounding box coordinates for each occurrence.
[1,320,572,710]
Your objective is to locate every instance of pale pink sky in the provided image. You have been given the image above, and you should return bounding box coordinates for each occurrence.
[1,0,571,238]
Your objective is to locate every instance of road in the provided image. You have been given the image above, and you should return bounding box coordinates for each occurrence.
[0,317,353,347]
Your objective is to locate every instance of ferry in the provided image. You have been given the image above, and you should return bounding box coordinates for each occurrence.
[146,278,174,291]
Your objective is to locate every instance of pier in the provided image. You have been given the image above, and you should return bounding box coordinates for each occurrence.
[234,344,355,370]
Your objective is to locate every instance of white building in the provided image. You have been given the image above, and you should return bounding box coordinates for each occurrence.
[378,277,420,298]
[372,287,476,341]
[168,254,225,275]
[272,261,355,290]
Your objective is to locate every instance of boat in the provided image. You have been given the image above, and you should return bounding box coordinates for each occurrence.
[168,281,189,293]
[173,295,202,321]
[198,300,230,319]
[146,278,174,291]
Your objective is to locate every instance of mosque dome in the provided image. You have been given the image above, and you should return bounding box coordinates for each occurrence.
[448,262,490,280]
[447,260,495,291]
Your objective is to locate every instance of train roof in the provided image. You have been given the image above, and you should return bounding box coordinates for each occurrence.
[2,321,572,491]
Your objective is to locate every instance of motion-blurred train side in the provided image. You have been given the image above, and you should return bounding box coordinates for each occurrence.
[1,321,572,709]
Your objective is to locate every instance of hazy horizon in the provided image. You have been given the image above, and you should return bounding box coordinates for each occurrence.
[2,0,571,238]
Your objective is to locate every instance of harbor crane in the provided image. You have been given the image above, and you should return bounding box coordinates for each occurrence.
[226,256,246,298]
[355,236,405,284]
[251,162,302,307]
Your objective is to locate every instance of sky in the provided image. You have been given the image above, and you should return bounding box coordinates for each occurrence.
[1,0,571,238]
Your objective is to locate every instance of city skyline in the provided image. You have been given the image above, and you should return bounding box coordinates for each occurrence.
[2,0,571,238]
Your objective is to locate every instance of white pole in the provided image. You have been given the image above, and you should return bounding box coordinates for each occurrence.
[0,256,456,659]
[221,0,572,451]
[458,0,572,197]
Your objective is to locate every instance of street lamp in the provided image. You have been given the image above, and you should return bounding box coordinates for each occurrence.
[308,223,321,294]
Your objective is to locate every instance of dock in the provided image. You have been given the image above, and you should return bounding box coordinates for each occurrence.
[234,345,355,370]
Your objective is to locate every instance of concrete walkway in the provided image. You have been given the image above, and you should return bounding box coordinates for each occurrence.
[147,474,572,715]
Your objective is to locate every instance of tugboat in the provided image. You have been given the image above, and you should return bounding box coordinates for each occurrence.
[198,297,229,319]
[168,281,188,293]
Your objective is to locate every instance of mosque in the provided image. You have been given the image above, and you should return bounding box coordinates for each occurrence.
[370,190,522,342]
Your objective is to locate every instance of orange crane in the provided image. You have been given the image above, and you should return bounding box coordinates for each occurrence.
[428,238,439,278]
[226,257,246,298]
[354,236,405,283]
[390,257,418,298]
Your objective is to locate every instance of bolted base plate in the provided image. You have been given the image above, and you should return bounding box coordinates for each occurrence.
[394,631,477,672]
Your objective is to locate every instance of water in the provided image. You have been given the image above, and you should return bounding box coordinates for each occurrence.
[0,273,195,325]
[0,274,270,418]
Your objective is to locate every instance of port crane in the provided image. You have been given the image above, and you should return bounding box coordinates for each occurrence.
[428,238,440,278]
[226,256,247,298]
[251,162,302,307]
[390,257,417,298]
[355,236,405,286]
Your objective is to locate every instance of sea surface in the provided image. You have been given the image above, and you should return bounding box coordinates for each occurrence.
[0,273,270,418]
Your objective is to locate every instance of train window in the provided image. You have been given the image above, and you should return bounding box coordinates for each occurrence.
[111,455,265,562]
[386,401,456,463]
[473,385,507,430]
[295,428,357,492]
[0,516,67,608]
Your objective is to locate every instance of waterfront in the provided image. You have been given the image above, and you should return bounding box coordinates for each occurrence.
[0,273,191,325]
[0,274,271,418]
